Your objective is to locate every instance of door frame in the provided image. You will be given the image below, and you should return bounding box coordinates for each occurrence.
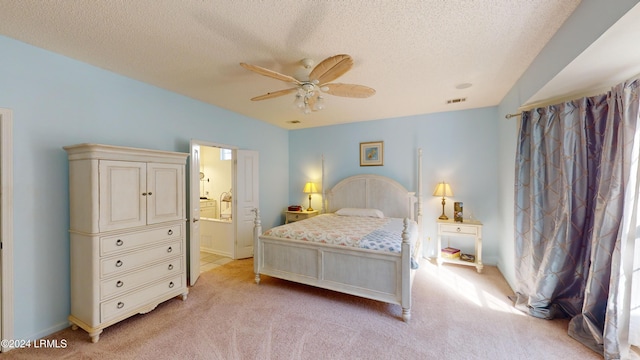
[0,108,14,351]
[189,139,237,285]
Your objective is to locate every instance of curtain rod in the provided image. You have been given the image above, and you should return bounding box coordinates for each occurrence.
[505,112,522,119]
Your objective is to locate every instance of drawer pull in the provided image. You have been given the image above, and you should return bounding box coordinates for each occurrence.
[168,264,174,270]
[115,260,123,268]
[169,282,174,288]
[167,247,173,253]
[456,227,461,232]
[116,280,124,288]
[117,302,124,309]
[167,229,173,236]
[116,239,123,246]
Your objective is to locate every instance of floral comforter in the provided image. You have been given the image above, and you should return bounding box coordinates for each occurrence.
[263,214,419,267]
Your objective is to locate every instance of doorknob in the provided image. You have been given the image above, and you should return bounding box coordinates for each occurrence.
[193,218,199,223]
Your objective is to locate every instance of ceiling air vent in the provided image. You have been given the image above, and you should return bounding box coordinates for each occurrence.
[446,98,467,104]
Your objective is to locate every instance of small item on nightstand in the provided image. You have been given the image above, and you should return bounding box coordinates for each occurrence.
[441,247,461,259]
[454,202,463,222]
[288,205,302,211]
[460,253,475,262]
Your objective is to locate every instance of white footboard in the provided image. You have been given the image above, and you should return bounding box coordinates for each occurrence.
[253,210,415,321]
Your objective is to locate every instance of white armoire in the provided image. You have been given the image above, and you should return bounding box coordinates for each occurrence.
[64,143,189,343]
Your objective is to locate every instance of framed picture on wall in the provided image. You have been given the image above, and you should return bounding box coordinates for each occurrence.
[360,141,383,166]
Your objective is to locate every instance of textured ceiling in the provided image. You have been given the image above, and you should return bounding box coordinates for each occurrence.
[0,0,583,129]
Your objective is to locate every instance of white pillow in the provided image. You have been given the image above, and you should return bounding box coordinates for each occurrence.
[335,208,384,218]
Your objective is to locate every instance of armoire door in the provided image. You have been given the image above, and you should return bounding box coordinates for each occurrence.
[147,163,184,225]
[99,160,146,232]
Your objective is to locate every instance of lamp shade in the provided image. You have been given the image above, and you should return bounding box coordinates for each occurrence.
[303,182,318,194]
[432,182,453,197]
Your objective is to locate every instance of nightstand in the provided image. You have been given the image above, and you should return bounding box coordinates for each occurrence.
[285,210,318,224]
[436,219,483,273]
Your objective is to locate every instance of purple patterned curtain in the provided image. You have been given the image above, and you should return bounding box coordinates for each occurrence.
[514,78,640,359]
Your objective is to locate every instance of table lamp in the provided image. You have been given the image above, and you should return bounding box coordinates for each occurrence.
[432,181,453,220]
[303,182,318,211]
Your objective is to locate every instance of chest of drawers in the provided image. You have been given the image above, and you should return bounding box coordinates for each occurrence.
[65,143,189,343]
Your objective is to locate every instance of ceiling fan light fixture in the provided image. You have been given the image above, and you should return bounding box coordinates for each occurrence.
[314,96,326,111]
[240,54,375,115]
[294,94,305,109]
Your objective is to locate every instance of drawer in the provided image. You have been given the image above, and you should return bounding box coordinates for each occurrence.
[288,213,310,221]
[100,257,183,300]
[289,213,301,221]
[101,224,183,256]
[101,239,182,278]
[200,200,216,208]
[100,275,184,323]
[440,224,478,236]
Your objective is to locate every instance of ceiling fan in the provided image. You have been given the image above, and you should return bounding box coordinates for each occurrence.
[240,54,375,114]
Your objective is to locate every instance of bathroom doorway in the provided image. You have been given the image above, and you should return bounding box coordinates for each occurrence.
[188,140,258,285]
[198,146,234,270]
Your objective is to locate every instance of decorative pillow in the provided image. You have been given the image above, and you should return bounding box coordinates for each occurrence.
[335,208,384,218]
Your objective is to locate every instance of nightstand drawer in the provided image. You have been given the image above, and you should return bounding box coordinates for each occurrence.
[440,224,478,236]
[285,210,318,223]
[289,213,304,221]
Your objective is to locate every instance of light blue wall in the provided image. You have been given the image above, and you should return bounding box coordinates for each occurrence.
[495,0,640,288]
[2,0,638,343]
[289,107,500,262]
[0,35,289,340]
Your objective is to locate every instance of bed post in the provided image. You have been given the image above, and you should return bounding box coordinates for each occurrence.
[253,208,262,284]
[401,218,411,322]
[321,154,325,214]
[417,148,423,235]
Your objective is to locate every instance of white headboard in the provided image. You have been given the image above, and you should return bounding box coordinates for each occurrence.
[325,174,417,220]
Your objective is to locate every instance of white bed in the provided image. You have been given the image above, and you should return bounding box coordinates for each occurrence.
[252,152,423,321]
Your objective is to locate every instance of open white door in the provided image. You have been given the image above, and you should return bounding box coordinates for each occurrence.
[233,150,259,259]
[188,142,201,286]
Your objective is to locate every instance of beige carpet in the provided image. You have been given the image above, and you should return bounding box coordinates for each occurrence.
[3,259,602,359]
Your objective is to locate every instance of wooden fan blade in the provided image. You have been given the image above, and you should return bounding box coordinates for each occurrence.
[309,54,353,84]
[250,88,298,101]
[322,83,376,98]
[240,63,301,85]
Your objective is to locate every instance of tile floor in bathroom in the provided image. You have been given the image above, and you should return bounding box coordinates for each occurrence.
[200,251,233,273]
